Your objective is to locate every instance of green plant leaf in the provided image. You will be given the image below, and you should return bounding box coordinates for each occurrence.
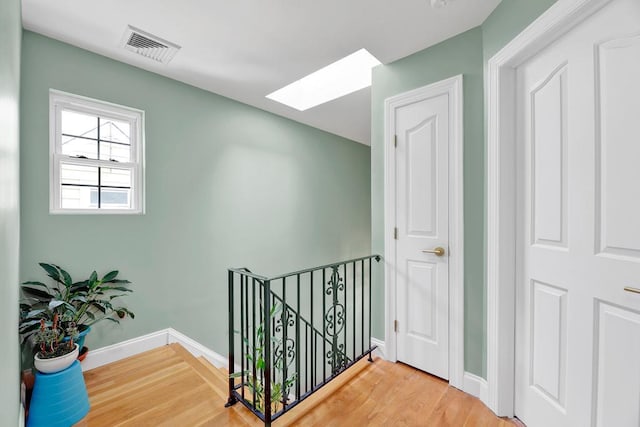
[59,268,73,287]
[229,371,250,378]
[21,286,54,300]
[48,300,65,310]
[99,286,133,293]
[116,307,135,319]
[101,270,119,282]
[270,303,282,317]
[22,281,50,290]
[39,263,64,284]
[103,279,131,285]
[70,280,89,292]
[19,320,43,330]
[89,301,107,314]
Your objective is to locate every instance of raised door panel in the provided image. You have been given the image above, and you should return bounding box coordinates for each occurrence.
[530,280,567,408]
[531,65,568,248]
[594,301,640,427]
[405,117,437,238]
[405,260,437,344]
[596,35,640,259]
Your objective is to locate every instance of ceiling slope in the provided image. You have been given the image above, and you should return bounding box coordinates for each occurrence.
[22,0,500,144]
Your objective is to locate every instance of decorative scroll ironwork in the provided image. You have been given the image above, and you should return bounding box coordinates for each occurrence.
[227,255,382,427]
[275,306,295,334]
[325,266,348,374]
[274,306,296,373]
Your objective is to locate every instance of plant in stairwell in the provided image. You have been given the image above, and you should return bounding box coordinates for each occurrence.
[230,303,297,414]
[20,263,135,362]
[29,314,81,373]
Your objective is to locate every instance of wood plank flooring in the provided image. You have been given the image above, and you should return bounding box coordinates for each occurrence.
[76,344,519,426]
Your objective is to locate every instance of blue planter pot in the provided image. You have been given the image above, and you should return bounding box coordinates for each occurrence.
[27,360,90,427]
[63,326,91,353]
[76,326,91,350]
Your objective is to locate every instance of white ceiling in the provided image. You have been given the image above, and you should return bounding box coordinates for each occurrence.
[22,0,500,145]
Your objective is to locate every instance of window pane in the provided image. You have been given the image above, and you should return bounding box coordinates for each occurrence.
[61,110,98,139]
[100,188,131,209]
[101,167,131,188]
[61,185,98,209]
[60,163,98,186]
[99,141,131,162]
[61,136,98,159]
[100,118,130,144]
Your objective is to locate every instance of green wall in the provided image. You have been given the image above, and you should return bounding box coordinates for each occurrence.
[370,27,486,376]
[20,31,372,356]
[482,0,558,61]
[370,1,558,378]
[0,0,22,423]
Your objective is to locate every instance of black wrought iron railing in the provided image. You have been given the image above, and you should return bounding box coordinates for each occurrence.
[225,255,381,426]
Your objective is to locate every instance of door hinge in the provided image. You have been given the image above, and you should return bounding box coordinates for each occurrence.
[394,320,398,332]
[394,227,398,240]
[394,135,397,147]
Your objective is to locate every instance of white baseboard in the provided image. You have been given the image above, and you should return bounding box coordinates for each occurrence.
[366,339,489,406]
[463,371,489,404]
[18,402,25,427]
[370,337,386,360]
[81,328,228,371]
[167,328,228,368]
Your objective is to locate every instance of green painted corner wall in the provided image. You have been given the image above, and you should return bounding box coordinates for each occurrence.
[20,31,372,357]
[370,1,558,379]
[0,0,22,423]
[482,0,559,62]
[370,27,486,377]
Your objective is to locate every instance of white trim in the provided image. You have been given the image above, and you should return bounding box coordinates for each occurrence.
[383,74,465,390]
[485,0,613,417]
[167,328,228,368]
[48,89,146,215]
[81,329,169,371]
[80,328,228,372]
[370,337,386,360]
[463,372,489,403]
[18,403,25,427]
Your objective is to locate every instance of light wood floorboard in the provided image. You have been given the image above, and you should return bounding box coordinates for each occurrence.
[76,344,519,426]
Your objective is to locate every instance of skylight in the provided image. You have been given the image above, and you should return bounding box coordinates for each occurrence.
[266,49,382,111]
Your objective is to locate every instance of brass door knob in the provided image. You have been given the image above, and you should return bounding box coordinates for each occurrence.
[422,247,446,256]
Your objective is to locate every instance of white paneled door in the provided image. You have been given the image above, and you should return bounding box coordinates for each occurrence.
[394,90,450,379]
[515,0,640,426]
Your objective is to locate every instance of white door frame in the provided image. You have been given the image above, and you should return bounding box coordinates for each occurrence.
[486,0,613,417]
[383,75,465,390]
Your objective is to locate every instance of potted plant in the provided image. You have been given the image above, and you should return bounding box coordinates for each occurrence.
[20,263,135,358]
[230,303,296,414]
[32,314,79,374]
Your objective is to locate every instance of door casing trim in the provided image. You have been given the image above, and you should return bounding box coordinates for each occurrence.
[486,0,614,417]
[383,74,464,390]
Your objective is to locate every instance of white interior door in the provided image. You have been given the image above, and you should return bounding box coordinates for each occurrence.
[394,91,449,379]
[515,0,640,425]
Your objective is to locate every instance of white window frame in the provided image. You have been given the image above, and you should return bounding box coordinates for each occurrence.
[49,89,145,214]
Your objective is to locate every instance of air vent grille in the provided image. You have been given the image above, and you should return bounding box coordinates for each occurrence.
[121,26,180,64]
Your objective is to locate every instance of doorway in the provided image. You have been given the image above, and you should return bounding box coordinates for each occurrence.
[384,75,464,388]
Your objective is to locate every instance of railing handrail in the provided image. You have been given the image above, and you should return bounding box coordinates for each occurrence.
[230,268,351,363]
[227,267,268,281]
[229,254,382,282]
[227,254,382,426]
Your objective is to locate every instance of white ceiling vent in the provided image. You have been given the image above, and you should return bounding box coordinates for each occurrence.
[121,26,180,64]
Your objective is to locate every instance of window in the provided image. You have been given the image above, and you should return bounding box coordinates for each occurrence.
[50,90,145,214]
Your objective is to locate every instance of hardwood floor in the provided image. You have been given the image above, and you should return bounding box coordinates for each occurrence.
[76,344,518,426]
